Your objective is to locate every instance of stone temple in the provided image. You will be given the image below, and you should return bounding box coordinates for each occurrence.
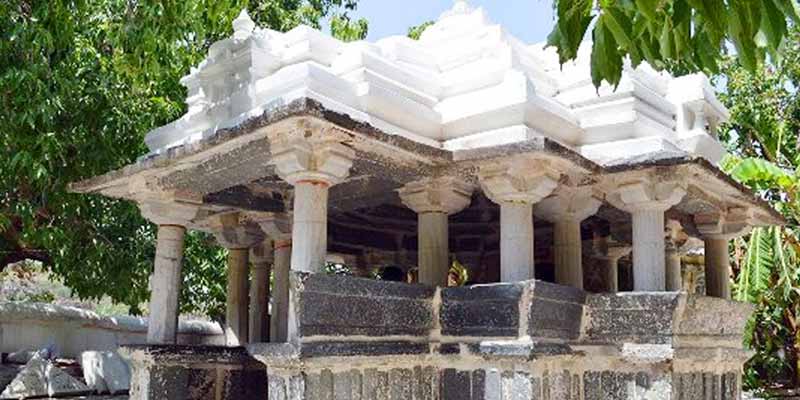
[70,2,784,399]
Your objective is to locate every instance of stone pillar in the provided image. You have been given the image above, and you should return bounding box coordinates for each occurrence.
[251,212,292,343]
[271,239,291,342]
[249,239,273,343]
[665,242,683,291]
[271,138,355,273]
[535,187,601,289]
[138,201,201,344]
[478,160,559,282]
[148,225,186,344]
[695,209,753,299]
[213,212,265,346]
[607,180,686,291]
[398,177,473,286]
[595,243,631,293]
[226,248,249,345]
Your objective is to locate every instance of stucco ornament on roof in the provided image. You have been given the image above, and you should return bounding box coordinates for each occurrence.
[142,3,729,167]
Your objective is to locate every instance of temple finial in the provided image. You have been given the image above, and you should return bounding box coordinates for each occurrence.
[439,0,474,20]
[233,9,255,40]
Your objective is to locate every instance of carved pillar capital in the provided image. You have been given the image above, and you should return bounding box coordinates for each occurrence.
[250,239,274,265]
[138,200,204,227]
[209,212,265,249]
[246,212,292,242]
[397,177,473,215]
[606,179,687,213]
[534,186,602,223]
[270,137,355,186]
[478,160,559,205]
[695,207,753,239]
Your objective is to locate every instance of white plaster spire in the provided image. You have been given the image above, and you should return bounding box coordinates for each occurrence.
[233,9,256,40]
[439,0,474,19]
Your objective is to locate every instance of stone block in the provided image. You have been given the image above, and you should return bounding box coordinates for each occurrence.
[123,345,266,400]
[527,281,585,340]
[294,273,434,337]
[584,293,681,344]
[440,284,523,337]
[299,341,429,358]
[0,354,91,399]
[80,350,131,394]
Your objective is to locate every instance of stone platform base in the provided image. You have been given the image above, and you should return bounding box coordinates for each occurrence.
[125,273,753,399]
[122,345,266,400]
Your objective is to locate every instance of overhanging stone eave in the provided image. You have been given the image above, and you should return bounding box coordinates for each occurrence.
[603,156,785,227]
[69,97,452,200]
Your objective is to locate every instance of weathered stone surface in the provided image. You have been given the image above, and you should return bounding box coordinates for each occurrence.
[584,293,681,344]
[440,284,522,337]
[0,354,91,399]
[124,345,266,400]
[295,273,434,337]
[80,351,131,394]
[300,341,429,358]
[528,281,585,340]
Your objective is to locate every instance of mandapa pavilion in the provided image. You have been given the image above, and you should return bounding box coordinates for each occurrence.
[71,2,782,399]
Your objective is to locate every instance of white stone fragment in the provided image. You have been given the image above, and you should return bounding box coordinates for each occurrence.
[80,351,131,395]
[0,354,91,399]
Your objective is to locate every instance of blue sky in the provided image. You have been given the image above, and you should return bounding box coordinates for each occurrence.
[350,0,556,44]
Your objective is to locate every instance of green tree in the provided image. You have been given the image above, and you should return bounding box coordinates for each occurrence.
[548,0,800,88]
[0,0,366,318]
[717,26,800,392]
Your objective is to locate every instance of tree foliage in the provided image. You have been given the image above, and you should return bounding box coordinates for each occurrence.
[0,0,366,317]
[718,26,800,392]
[548,0,800,88]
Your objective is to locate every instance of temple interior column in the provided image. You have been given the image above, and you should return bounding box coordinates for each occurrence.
[148,224,186,344]
[607,180,686,291]
[137,201,200,345]
[665,241,682,291]
[499,202,534,282]
[595,242,631,293]
[291,182,329,273]
[535,187,601,289]
[252,212,292,343]
[418,211,449,285]
[552,219,584,287]
[271,239,291,342]
[704,237,731,299]
[271,136,355,342]
[695,209,752,299]
[212,212,264,346]
[398,177,473,286]
[479,160,559,282]
[226,248,250,345]
[249,239,273,343]
[631,208,667,291]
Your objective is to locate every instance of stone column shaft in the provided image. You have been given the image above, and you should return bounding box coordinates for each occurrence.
[553,219,583,288]
[499,203,534,282]
[418,212,450,286]
[226,248,250,345]
[271,240,291,342]
[705,237,731,299]
[603,257,620,293]
[665,247,683,291]
[249,262,271,343]
[147,225,186,344]
[291,181,329,273]
[631,209,666,291]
